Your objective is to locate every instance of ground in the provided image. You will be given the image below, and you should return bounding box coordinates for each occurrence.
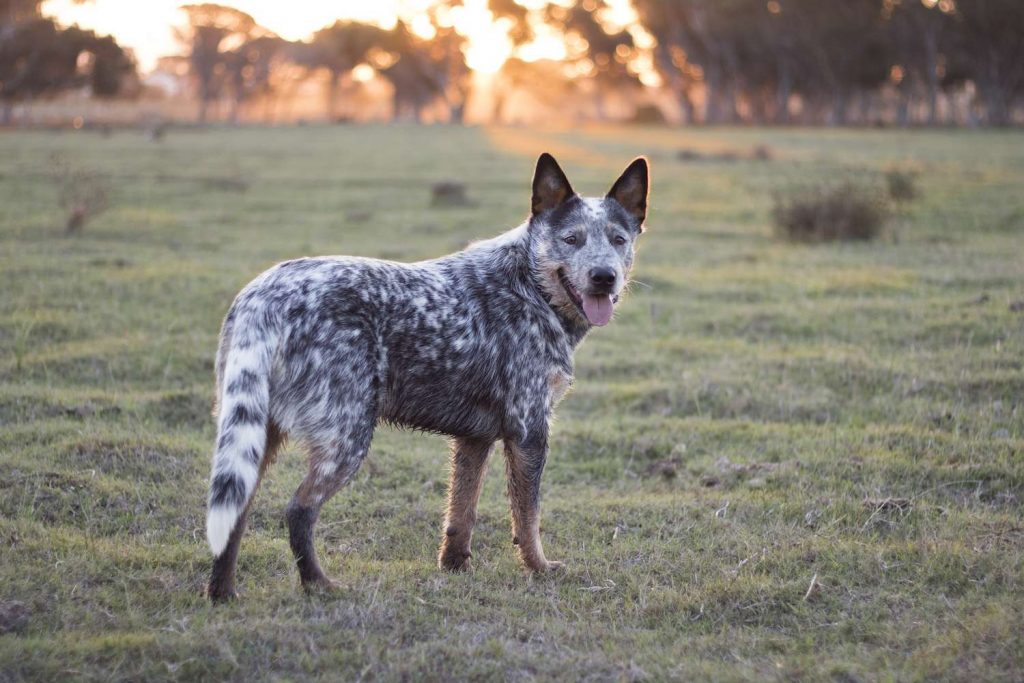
[0,124,1022,682]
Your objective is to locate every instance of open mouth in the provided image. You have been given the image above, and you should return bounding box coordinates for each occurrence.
[557,269,618,327]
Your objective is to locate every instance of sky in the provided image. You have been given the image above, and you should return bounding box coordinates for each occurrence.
[39,0,588,74]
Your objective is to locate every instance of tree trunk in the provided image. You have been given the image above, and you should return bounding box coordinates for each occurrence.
[773,67,792,124]
[325,70,340,121]
[830,90,848,126]
[704,66,721,125]
[924,33,940,126]
[678,88,696,125]
[896,91,910,128]
[985,89,1009,126]
[492,91,506,124]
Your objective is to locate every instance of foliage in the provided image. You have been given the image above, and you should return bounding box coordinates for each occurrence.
[885,168,919,203]
[48,153,109,233]
[175,3,267,123]
[631,0,1024,125]
[772,183,889,242]
[0,16,135,122]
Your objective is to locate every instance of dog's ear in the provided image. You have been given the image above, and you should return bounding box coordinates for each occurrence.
[607,157,649,228]
[532,153,574,216]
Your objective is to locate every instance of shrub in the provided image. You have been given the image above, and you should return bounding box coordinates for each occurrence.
[50,155,110,234]
[772,183,888,243]
[886,169,919,203]
[430,181,474,208]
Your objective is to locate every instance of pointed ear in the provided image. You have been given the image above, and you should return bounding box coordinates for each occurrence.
[607,157,649,227]
[531,153,574,216]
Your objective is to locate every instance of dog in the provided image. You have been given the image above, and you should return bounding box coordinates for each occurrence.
[205,153,650,600]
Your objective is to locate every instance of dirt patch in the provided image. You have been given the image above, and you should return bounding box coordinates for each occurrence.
[430,181,475,208]
[0,470,97,524]
[147,391,211,429]
[645,458,680,480]
[0,601,30,634]
[863,497,912,513]
[0,396,120,425]
[65,439,198,482]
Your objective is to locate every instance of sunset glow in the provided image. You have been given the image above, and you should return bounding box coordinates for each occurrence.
[40,0,552,74]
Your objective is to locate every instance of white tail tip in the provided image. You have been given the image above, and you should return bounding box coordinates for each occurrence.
[207,505,240,556]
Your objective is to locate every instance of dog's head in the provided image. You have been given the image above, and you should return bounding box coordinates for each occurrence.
[528,153,649,327]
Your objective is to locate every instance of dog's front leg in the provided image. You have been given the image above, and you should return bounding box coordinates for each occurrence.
[504,431,562,572]
[439,437,494,572]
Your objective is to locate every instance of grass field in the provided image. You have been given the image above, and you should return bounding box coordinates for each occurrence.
[0,123,1022,681]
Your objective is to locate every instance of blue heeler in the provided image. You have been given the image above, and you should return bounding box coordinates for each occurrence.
[205,153,650,600]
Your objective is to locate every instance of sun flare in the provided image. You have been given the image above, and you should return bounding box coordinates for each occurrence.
[41,0,532,74]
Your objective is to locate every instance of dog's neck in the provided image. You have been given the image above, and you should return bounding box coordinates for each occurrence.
[522,222,591,347]
[460,221,592,348]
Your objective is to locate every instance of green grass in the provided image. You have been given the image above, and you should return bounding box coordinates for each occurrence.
[1,124,1022,681]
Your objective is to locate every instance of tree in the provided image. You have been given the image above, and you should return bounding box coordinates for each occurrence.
[0,17,135,124]
[1,0,37,25]
[176,3,258,123]
[544,2,639,120]
[953,0,1024,126]
[377,21,447,122]
[885,0,955,125]
[299,21,388,120]
[223,34,285,124]
[493,57,580,123]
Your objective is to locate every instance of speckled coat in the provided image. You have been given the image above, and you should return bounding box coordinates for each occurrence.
[205,153,650,600]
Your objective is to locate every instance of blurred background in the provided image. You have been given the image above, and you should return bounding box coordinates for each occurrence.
[2,0,1023,129]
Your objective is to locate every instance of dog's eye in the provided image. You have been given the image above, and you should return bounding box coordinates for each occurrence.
[563,235,578,246]
[613,235,627,246]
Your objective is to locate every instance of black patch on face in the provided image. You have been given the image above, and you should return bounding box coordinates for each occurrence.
[602,199,642,235]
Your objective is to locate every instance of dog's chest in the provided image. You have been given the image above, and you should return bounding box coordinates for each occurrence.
[548,367,573,405]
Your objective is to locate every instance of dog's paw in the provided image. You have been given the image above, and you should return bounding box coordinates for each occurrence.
[206,585,238,603]
[439,548,473,573]
[525,559,565,573]
[302,576,342,594]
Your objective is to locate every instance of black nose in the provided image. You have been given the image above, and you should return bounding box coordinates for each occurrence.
[588,267,616,288]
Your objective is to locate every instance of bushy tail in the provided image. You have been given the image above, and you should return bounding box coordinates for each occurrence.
[206,334,273,556]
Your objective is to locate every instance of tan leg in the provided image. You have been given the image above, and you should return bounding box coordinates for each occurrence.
[439,437,493,571]
[505,439,562,572]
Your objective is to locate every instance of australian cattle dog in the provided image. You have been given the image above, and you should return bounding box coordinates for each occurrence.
[205,153,650,600]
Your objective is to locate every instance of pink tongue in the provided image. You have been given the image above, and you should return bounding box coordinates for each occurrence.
[581,294,614,326]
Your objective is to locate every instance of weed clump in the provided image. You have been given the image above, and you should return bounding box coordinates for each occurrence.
[886,169,920,203]
[772,183,888,242]
[431,181,474,208]
[49,154,110,234]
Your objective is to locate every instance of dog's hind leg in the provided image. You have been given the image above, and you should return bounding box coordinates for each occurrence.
[439,437,494,572]
[285,416,373,592]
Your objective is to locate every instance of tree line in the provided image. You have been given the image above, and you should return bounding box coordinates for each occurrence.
[632,0,1024,126]
[2,0,1023,126]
